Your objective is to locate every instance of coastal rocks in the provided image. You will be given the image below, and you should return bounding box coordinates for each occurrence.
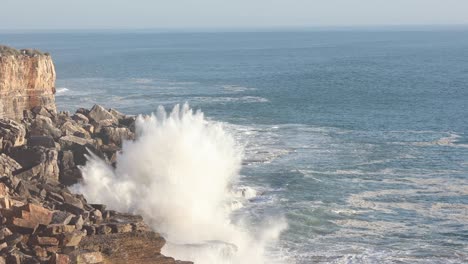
[0,101,191,262]
[0,119,26,152]
[0,46,56,121]
[100,126,134,146]
[88,105,117,125]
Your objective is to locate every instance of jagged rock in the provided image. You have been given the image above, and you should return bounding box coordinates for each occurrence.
[108,109,125,120]
[31,106,55,119]
[29,115,62,139]
[60,121,90,139]
[100,126,134,146]
[0,119,26,152]
[60,230,86,247]
[88,105,117,124]
[79,232,170,264]
[28,136,56,149]
[9,204,53,232]
[58,150,81,186]
[71,113,89,125]
[51,211,74,226]
[58,135,94,150]
[11,147,59,181]
[0,153,22,176]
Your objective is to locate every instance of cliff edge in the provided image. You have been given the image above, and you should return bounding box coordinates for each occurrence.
[0,46,191,264]
[0,46,57,121]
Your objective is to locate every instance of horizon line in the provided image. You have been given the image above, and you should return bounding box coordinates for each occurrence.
[1,24,468,34]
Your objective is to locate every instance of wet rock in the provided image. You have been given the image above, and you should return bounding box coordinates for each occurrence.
[100,126,134,146]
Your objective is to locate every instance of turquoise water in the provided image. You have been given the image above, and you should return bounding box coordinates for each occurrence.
[2,30,467,263]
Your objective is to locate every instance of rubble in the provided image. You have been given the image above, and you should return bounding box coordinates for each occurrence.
[0,104,191,264]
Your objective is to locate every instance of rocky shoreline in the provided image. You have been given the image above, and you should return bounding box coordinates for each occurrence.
[0,46,192,263]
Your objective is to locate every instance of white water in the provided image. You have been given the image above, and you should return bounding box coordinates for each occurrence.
[74,103,287,264]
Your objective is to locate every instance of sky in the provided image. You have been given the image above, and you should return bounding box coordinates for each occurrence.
[1,0,468,30]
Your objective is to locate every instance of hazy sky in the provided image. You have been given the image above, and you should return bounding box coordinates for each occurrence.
[2,0,468,30]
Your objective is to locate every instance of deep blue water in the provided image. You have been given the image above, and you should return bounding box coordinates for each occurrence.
[1,30,467,263]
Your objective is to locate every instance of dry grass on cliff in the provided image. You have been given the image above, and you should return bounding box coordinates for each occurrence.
[0,45,48,57]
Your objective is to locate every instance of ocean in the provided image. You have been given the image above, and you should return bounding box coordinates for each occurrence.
[1,29,467,263]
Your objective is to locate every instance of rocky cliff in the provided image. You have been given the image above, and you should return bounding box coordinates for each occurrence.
[0,46,57,121]
[0,46,191,264]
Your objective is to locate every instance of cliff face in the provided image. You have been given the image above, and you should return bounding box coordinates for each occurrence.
[0,46,56,120]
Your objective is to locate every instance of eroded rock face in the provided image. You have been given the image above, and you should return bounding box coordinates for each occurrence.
[0,46,56,121]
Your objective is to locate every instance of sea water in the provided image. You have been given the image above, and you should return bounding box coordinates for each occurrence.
[1,29,467,263]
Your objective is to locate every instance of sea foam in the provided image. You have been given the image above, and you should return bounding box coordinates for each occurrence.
[74,103,287,264]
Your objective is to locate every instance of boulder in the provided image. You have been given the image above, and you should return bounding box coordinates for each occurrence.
[100,126,134,146]
[88,105,117,124]
[71,113,89,125]
[29,115,62,139]
[60,121,90,139]
[0,119,26,152]
[0,153,22,176]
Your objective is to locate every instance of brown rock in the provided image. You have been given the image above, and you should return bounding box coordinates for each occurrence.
[88,105,117,124]
[49,253,70,264]
[0,119,26,152]
[35,236,59,246]
[60,230,86,247]
[76,251,103,264]
[0,153,22,176]
[0,46,56,121]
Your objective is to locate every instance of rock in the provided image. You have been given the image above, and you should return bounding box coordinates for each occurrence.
[70,215,84,231]
[10,203,53,232]
[60,121,90,139]
[31,106,55,119]
[11,147,59,181]
[58,150,82,186]
[0,153,22,176]
[72,113,89,125]
[58,135,94,150]
[90,210,103,224]
[27,136,56,149]
[60,230,86,247]
[49,253,70,264]
[0,47,56,121]
[29,114,62,139]
[0,119,26,152]
[88,105,117,124]
[76,251,104,264]
[45,225,76,236]
[100,126,134,146]
[35,236,59,246]
[51,211,74,225]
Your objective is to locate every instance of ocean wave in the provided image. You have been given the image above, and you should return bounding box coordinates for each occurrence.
[222,85,257,93]
[193,96,269,104]
[74,104,287,264]
[55,87,70,95]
